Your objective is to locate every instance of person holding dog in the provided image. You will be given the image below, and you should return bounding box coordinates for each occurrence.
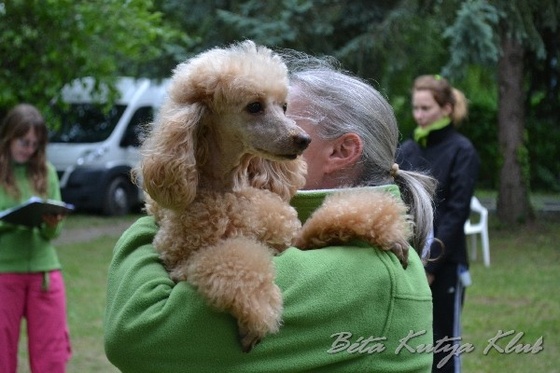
[104,49,437,372]
[397,74,480,373]
[0,103,72,373]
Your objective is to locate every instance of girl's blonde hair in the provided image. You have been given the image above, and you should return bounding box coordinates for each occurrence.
[413,75,468,125]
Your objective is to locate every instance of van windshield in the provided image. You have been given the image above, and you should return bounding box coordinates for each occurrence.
[49,103,126,143]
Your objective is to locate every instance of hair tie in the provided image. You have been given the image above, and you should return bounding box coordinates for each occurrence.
[390,163,400,179]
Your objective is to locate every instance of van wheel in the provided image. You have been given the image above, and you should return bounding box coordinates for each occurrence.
[103,176,131,216]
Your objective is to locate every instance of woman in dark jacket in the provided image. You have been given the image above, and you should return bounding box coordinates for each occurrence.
[397,75,480,373]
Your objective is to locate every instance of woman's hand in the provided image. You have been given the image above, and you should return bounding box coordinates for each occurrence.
[42,213,65,228]
[426,272,435,285]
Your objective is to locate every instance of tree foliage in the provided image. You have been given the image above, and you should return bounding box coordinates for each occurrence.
[2,0,560,220]
[438,0,559,222]
[0,0,176,117]
[442,0,502,78]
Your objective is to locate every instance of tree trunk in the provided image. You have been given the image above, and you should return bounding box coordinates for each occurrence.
[497,35,534,224]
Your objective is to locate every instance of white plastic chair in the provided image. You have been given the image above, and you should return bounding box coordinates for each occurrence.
[464,196,490,267]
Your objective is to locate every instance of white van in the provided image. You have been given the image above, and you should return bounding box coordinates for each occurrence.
[47,77,169,215]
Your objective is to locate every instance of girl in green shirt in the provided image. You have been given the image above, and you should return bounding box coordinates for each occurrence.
[0,103,72,373]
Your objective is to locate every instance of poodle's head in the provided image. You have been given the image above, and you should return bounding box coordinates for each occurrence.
[138,40,310,211]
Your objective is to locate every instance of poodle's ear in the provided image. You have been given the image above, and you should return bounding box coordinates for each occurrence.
[167,59,224,107]
[247,157,307,201]
[139,102,206,210]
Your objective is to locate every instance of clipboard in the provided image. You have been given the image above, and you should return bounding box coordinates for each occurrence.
[0,196,74,228]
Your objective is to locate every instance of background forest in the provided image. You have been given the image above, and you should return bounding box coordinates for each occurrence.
[1,0,559,223]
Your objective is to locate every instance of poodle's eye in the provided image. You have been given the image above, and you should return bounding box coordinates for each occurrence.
[246,102,263,114]
[282,103,288,113]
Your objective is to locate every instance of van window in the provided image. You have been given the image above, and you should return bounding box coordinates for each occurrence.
[49,103,126,143]
[120,106,153,147]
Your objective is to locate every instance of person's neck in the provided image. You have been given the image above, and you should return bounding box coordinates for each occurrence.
[414,117,451,146]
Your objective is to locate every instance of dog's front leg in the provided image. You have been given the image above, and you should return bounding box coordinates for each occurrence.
[183,236,283,352]
[294,190,413,268]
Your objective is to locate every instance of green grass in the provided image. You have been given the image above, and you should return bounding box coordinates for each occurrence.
[17,214,138,373]
[61,234,122,372]
[461,216,560,372]
[59,213,140,230]
[16,212,560,372]
[476,189,560,211]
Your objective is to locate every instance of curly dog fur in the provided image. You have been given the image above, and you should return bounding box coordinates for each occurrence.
[137,40,413,353]
[137,40,310,352]
[294,189,412,261]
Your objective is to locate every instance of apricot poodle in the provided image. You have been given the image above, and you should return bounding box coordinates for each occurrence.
[137,40,412,352]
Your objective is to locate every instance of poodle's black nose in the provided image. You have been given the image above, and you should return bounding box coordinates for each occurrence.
[294,133,311,150]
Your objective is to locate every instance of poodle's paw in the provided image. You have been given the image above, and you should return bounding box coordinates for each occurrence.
[169,266,188,282]
[234,188,302,252]
[390,241,410,269]
[237,283,283,353]
[184,237,283,352]
[238,325,263,353]
[237,313,281,353]
[295,189,413,269]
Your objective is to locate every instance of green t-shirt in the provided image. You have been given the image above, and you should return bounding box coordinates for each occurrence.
[0,162,63,273]
[104,185,433,372]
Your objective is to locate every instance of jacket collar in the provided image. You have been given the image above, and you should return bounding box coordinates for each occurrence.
[290,184,401,223]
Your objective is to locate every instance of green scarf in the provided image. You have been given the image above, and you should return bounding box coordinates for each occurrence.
[413,117,451,147]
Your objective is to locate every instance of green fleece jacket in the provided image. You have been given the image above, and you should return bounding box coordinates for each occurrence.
[0,162,63,273]
[104,185,433,372]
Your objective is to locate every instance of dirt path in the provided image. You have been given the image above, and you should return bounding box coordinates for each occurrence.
[54,220,134,245]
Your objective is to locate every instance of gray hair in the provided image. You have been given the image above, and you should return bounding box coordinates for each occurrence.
[281,51,436,254]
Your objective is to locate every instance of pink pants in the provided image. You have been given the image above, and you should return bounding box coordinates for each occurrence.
[0,271,72,373]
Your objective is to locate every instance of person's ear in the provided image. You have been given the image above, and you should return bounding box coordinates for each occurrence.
[325,133,363,173]
[442,103,453,117]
